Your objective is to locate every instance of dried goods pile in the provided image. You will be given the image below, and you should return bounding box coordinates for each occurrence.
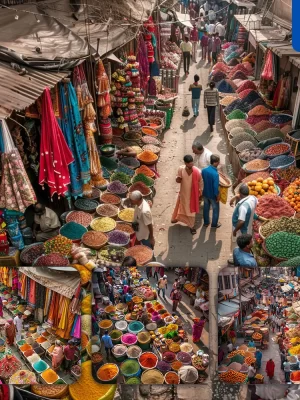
[34,253,69,266]
[270,155,295,169]
[101,193,121,205]
[260,217,300,238]
[108,230,129,246]
[243,159,270,173]
[110,172,131,185]
[66,211,93,227]
[60,222,87,240]
[21,243,45,264]
[96,204,119,218]
[82,231,108,248]
[239,148,263,162]
[256,195,295,219]
[91,217,116,232]
[236,141,257,152]
[265,232,300,259]
[108,181,128,194]
[264,143,290,157]
[45,235,73,256]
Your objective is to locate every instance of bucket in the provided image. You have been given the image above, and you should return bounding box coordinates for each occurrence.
[115,320,128,333]
[128,321,144,335]
[137,331,151,350]
[11,233,24,250]
[120,359,141,378]
[110,330,123,345]
[97,363,119,383]
[99,320,113,336]
[112,344,128,362]
[126,345,142,360]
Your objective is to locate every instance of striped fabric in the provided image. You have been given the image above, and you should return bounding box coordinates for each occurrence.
[204,88,219,107]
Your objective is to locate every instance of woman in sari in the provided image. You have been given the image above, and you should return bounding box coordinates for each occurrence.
[52,340,64,371]
[5,319,15,346]
[172,155,202,235]
[192,317,206,343]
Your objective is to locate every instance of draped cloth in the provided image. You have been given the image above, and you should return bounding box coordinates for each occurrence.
[0,120,36,212]
[39,88,74,198]
[58,82,90,197]
[190,167,201,214]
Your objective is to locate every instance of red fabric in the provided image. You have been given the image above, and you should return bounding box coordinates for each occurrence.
[266,360,275,377]
[39,88,74,197]
[192,320,205,342]
[190,27,198,41]
[261,50,273,81]
[190,166,201,214]
[2,386,9,400]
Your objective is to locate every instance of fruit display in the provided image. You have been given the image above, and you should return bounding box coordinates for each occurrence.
[244,356,256,365]
[247,177,277,197]
[219,370,247,383]
[227,350,245,359]
[252,332,262,340]
[283,179,300,212]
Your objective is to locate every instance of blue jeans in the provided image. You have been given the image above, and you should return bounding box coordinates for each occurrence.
[158,288,166,298]
[192,99,200,116]
[203,197,220,227]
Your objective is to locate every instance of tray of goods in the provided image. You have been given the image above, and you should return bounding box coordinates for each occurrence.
[44,235,73,256]
[263,231,300,261]
[269,155,295,170]
[74,198,98,213]
[100,192,121,206]
[124,245,153,266]
[259,217,300,240]
[137,150,158,166]
[192,355,208,371]
[132,174,154,188]
[33,253,69,266]
[20,243,45,265]
[110,171,131,185]
[98,245,126,264]
[252,332,262,340]
[107,230,130,247]
[66,211,93,227]
[90,217,116,233]
[219,370,247,384]
[264,142,291,158]
[184,283,196,293]
[82,231,108,250]
[96,204,119,219]
[31,384,69,398]
[118,208,134,223]
[255,194,295,219]
[243,159,270,173]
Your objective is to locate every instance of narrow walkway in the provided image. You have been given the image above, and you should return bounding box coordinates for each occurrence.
[152,56,233,269]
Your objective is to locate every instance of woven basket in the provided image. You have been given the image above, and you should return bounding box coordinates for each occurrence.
[90,217,116,233]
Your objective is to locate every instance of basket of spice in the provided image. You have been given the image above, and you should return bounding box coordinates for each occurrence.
[264,142,291,159]
[90,217,116,233]
[116,222,135,237]
[100,192,121,206]
[141,126,159,137]
[124,131,142,141]
[142,144,161,155]
[98,245,126,264]
[124,245,153,266]
[107,181,128,197]
[107,230,130,247]
[96,204,119,219]
[131,174,154,188]
[135,165,156,179]
[20,243,45,265]
[259,217,300,240]
[74,198,98,214]
[141,136,162,146]
[82,231,108,250]
[33,253,69,266]
[31,384,69,398]
[110,171,131,185]
[60,222,87,242]
[129,182,152,197]
[243,159,270,173]
[118,208,135,223]
[137,150,158,166]
[66,211,93,228]
[263,231,300,261]
[120,157,140,170]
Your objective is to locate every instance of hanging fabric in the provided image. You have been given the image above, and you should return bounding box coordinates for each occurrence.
[261,50,274,81]
[96,60,111,119]
[0,120,36,212]
[72,65,94,110]
[137,34,150,91]
[58,82,90,198]
[39,88,74,198]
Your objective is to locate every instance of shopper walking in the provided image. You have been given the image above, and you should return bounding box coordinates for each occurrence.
[248,363,256,384]
[153,266,159,281]
[201,31,209,61]
[211,32,221,64]
[130,190,155,249]
[13,312,23,342]
[197,13,206,41]
[204,81,219,131]
[52,340,64,371]
[189,74,202,117]
[190,25,199,63]
[207,34,212,63]
[283,359,291,382]
[201,154,221,228]
[180,36,192,75]
[170,288,182,312]
[231,184,257,238]
[102,330,113,359]
[63,340,79,372]
[215,18,226,41]
[5,319,16,346]
[105,282,115,305]
[171,155,202,235]
[157,275,168,299]
[266,358,275,380]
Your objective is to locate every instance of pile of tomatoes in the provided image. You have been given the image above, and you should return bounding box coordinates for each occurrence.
[283,179,300,212]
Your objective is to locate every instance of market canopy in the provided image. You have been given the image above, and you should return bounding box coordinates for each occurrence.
[175,12,193,28]
[19,267,80,299]
[218,301,240,317]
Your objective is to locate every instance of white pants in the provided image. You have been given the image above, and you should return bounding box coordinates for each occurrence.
[16,330,22,342]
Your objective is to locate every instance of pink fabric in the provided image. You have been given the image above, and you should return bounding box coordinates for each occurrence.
[190,167,200,214]
[39,88,74,197]
[190,27,198,41]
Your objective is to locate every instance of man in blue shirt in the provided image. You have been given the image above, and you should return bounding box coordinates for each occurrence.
[102,330,113,359]
[233,234,257,267]
[188,74,202,117]
[201,154,221,228]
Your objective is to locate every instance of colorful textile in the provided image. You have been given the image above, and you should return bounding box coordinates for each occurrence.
[58,82,90,198]
[190,167,201,214]
[39,88,74,197]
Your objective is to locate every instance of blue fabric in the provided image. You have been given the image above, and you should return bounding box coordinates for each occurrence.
[0,122,4,153]
[125,293,132,302]
[102,334,113,349]
[58,82,90,198]
[192,99,200,116]
[203,197,219,227]
[233,248,257,267]
[232,199,251,234]
[202,165,219,199]
[190,85,202,99]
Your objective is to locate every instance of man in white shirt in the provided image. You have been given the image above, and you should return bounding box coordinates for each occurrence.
[180,37,193,75]
[33,203,61,242]
[14,312,23,342]
[206,22,216,35]
[232,184,258,238]
[208,9,216,22]
[192,143,212,171]
[130,190,155,249]
[157,275,168,299]
[248,363,256,384]
[215,18,226,40]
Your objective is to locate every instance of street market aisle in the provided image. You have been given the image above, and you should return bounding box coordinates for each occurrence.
[152,54,233,269]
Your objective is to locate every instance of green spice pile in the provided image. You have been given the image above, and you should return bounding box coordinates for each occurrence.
[256,128,284,142]
[60,222,87,240]
[132,174,154,187]
[265,232,300,259]
[227,110,247,120]
[110,171,131,185]
[278,256,300,267]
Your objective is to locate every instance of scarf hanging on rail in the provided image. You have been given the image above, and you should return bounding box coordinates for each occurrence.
[96,60,111,119]
[58,82,91,198]
[39,88,74,198]
[28,279,36,307]
[73,65,94,110]
[0,120,36,212]
[44,289,53,318]
[71,314,81,339]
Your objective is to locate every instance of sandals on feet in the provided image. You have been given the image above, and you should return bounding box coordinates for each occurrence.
[190,228,197,235]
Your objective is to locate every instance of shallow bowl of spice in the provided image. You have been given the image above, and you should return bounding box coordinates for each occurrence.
[96,204,119,219]
[66,211,93,228]
[108,230,130,247]
[100,192,121,206]
[82,231,108,250]
[263,142,291,159]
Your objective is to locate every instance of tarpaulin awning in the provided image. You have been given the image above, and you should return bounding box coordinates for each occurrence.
[0,61,69,118]
[234,14,263,30]
[18,267,80,299]
[175,12,193,28]
[218,301,240,317]
[267,42,300,58]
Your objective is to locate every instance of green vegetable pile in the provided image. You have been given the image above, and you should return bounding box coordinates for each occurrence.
[278,256,300,267]
[265,232,300,259]
[110,171,131,185]
[132,174,154,187]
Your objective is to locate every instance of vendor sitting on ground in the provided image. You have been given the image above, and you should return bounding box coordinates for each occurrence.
[33,203,61,242]
[233,234,257,267]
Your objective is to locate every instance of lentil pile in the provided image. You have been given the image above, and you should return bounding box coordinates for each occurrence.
[129,181,151,195]
[118,208,134,223]
[261,217,300,238]
[244,159,270,172]
[264,143,290,157]
[270,114,293,124]
[253,120,276,133]
[110,172,131,185]
[248,105,272,116]
[74,198,98,212]
[66,211,92,227]
[108,230,130,246]
[142,136,161,145]
[91,217,116,232]
[96,204,119,218]
[100,193,121,205]
[265,232,300,259]
[247,115,269,125]
[116,164,135,177]
[142,144,160,154]
[230,132,257,147]
[116,222,134,235]
[60,221,87,240]
[34,253,69,266]
[256,195,295,219]
[225,119,250,131]
[220,96,237,106]
[44,235,72,256]
[227,109,247,120]
[236,141,257,152]
[125,245,153,265]
[237,80,257,93]
[256,128,284,141]
[82,231,108,248]
[224,99,242,115]
[120,157,140,168]
[20,243,45,264]
[217,79,236,93]
[269,155,295,169]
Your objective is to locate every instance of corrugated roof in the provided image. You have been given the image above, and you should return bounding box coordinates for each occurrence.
[0,62,69,118]
[267,42,300,57]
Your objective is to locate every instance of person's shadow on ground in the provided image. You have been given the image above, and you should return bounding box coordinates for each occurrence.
[180,117,196,133]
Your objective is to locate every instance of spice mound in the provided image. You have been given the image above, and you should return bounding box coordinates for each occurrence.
[60,221,87,240]
[82,231,108,248]
[256,195,295,219]
[66,211,93,227]
[97,363,119,382]
[34,253,69,266]
[90,217,116,232]
[118,208,135,223]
